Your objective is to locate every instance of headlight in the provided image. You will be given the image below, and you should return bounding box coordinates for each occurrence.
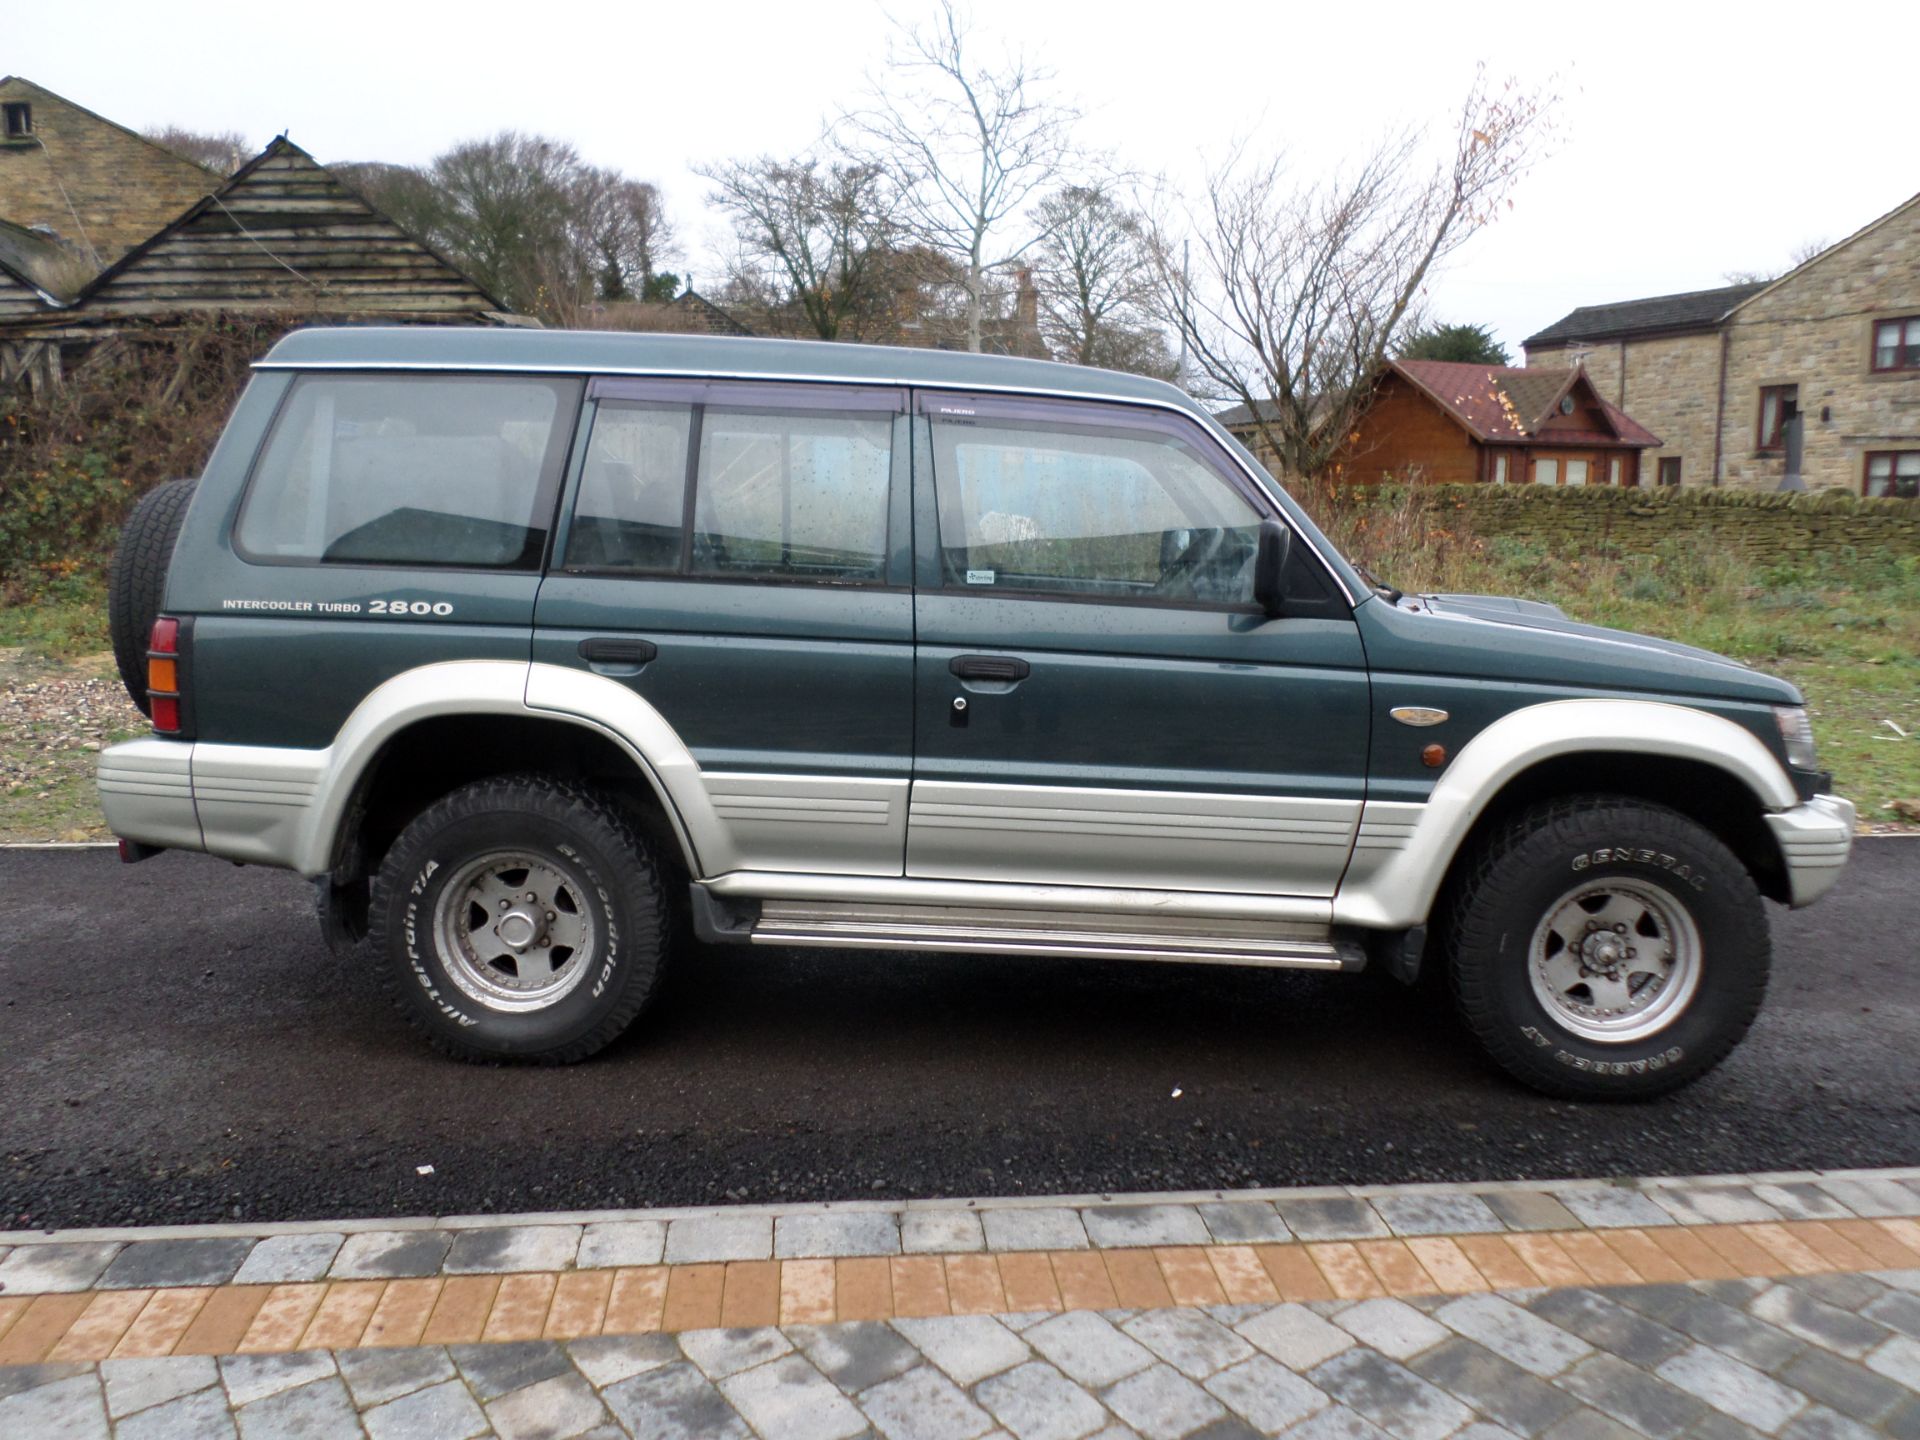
[1774,705,1818,770]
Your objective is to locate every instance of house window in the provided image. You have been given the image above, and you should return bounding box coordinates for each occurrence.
[1873,317,1920,372]
[1658,457,1682,486]
[1533,458,1559,486]
[2,103,30,138]
[1756,385,1798,452]
[1492,455,1509,484]
[1864,451,1920,499]
[1608,457,1623,487]
[1564,459,1589,487]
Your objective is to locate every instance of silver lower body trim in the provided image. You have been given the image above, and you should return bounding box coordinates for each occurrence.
[1765,792,1856,907]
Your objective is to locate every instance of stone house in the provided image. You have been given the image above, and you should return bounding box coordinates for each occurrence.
[1525,192,1920,497]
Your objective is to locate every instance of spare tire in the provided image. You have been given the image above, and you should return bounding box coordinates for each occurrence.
[108,477,198,716]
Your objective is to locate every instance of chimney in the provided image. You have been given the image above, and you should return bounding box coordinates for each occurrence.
[1014,265,1038,333]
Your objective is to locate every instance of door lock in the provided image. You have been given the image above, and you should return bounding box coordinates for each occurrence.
[950,695,969,728]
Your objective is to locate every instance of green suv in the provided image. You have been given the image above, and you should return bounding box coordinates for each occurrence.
[98,327,1854,1098]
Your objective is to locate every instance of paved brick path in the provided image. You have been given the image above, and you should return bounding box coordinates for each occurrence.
[3,1169,1918,1437]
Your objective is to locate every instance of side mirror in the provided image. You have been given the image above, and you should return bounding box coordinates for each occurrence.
[1253,519,1291,617]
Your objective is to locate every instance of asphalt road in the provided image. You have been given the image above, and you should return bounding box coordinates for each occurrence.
[2,840,1916,1231]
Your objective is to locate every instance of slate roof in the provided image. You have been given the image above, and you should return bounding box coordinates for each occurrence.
[1393,359,1660,447]
[1523,282,1766,348]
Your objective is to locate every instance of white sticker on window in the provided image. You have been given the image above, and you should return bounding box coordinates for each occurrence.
[965,568,996,585]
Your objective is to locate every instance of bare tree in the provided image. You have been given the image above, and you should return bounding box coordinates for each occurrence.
[1031,185,1172,376]
[1153,70,1554,483]
[145,125,252,176]
[574,168,676,301]
[848,1,1081,351]
[699,156,897,339]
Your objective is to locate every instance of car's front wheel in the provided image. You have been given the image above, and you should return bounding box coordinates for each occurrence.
[369,775,667,1062]
[1446,796,1769,1100]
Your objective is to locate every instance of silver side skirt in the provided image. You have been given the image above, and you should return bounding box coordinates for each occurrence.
[699,890,1363,971]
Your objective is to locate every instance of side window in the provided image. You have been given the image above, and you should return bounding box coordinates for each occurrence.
[566,401,692,572]
[928,412,1264,605]
[690,407,891,583]
[237,374,578,568]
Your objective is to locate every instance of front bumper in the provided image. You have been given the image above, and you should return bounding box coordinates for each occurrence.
[1765,792,1856,907]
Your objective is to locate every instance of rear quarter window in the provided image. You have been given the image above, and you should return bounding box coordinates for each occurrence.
[236,373,581,569]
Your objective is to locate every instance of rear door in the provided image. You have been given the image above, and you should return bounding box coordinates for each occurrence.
[533,378,915,878]
[908,392,1370,897]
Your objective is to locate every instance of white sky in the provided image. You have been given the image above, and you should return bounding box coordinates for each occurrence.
[12,0,1917,356]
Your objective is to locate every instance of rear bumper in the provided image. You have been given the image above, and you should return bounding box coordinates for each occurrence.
[1766,792,1856,907]
[96,738,202,852]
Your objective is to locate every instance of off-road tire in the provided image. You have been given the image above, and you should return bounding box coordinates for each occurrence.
[368,774,668,1063]
[108,477,198,716]
[1447,796,1769,1100]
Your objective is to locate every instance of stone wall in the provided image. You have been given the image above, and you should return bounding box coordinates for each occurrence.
[1528,333,1724,487]
[1347,483,1920,566]
[1720,201,1920,493]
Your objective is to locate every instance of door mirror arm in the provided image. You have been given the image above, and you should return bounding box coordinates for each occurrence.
[1253,518,1292,618]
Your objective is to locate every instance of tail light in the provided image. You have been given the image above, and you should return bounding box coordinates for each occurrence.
[148,616,185,735]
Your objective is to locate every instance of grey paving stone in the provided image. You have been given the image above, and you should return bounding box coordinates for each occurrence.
[904,1210,988,1254]
[220,1351,338,1408]
[1027,1311,1157,1389]
[232,1233,344,1285]
[1204,1354,1328,1434]
[1604,1284,1700,1323]
[1817,1177,1920,1218]
[1865,1287,1920,1337]
[982,1208,1091,1252]
[1698,1279,1771,1308]
[894,1314,1032,1385]
[1781,1405,1885,1440]
[362,1377,487,1440]
[662,1213,772,1264]
[100,1354,220,1419]
[1273,1199,1390,1243]
[1748,1283,1891,1357]
[1749,1185,1854,1222]
[1881,1268,1920,1293]
[1555,1188,1676,1229]
[566,1333,681,1389]
[336,1346,456,1408]
[448,1339,573,1401]
[1646,1187,1782,1226]
[1630,1291,1806,1373]
[1482,1193,1581,1233]
[1654,1345,1809,1432]
[1103,1362,1228,1440]
[1278,1404,1394,1440]
[860,1364,994,1440]
[329,1229,454,1280]
[1084,1206,1214,1249]
[1538,1410,1643,1440]
[1123,1310,1256,1380]
[790,1319,923,1392]
[0,1373,107,1440]
[577,1219,666,1269]
[1779,1346,1911,1425]
[1308,1348,1472,1440]
[1373,1192,1505,1237]
[95,1239,244,1292]
[1883,1395,1920,1440]
[1331,1298,1449,1359]
[0,1360,90,1401]
[1409,1337,1580,1438]
[775,1211,902,1258]
[1686,1410,1771,1440]
[0,1240,120,1292]
[1197,1203,1292,1245]
[1435,1294,1592,1378]
[1187,1417,1263,1440]
[1233,1304,1355,1371]
[1866,1333,1920,1388]
[487,1370,609,1440]
[118,1384,237,1440]
[604,1360,752,1440]
[1782,1274,1886,1312]
[1553,1353,1709,1440]
[235,1375,364,1440]
[677,1324,794,1379]
[444,1224,581,1274]
[1527,1288,1690,1367]
[977,1360,1110,1440]
[720,1353,866,1440]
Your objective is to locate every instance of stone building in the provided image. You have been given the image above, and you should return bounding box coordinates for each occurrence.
[1525,192,1920,497]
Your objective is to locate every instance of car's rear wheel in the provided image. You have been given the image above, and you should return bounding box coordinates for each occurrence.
[1446,796,1769,1100]
[368,774,667,1062]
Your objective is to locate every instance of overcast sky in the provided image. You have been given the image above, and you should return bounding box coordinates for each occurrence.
[13,0,1916,357]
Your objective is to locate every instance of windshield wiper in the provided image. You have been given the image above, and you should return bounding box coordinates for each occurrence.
[1350,559,1404,606]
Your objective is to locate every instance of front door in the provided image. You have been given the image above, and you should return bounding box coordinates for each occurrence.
[908,393,1371,898]
[534,379,915,878]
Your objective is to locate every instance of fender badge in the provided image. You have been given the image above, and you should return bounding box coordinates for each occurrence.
[1390,706,1449,727]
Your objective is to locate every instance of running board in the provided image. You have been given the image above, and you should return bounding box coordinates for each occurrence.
[692,890,1364,971]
